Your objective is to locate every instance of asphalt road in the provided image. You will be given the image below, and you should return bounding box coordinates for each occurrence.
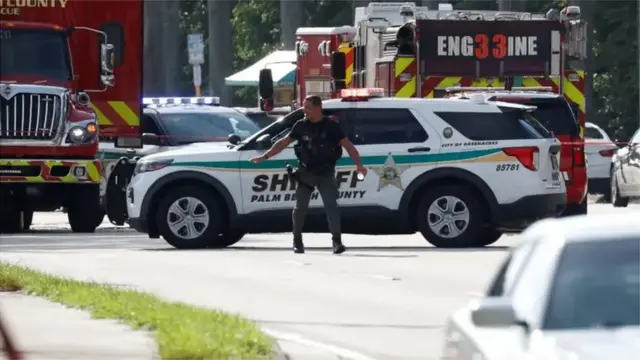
[1,203,638,360]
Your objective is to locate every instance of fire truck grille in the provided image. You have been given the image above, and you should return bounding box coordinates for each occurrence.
[0,93,64,140]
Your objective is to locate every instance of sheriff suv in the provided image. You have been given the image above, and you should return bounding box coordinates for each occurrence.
[126,89,566,249]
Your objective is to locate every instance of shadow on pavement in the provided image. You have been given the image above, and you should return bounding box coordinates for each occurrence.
[142,245,510,253]
[256,319,444,330]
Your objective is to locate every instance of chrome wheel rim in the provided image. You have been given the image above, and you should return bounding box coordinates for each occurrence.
[427,195,470,239]
[166,197,210,240]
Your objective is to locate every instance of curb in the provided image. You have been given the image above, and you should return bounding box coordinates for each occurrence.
[272,340,292,360]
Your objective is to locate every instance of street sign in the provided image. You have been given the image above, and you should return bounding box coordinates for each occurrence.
[187,33,205,65]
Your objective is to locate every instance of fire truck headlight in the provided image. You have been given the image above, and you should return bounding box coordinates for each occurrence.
[66,122,98,144]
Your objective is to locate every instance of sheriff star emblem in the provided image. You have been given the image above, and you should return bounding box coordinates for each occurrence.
[0,84,13,100]
[371,153,410,191]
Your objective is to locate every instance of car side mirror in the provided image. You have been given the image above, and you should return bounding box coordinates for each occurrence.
[228,134,241,145]
[142,133,162,146]
[256,134,272,150]
[470,297,519,328]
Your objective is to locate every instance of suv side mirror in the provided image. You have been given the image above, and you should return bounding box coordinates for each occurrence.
[256,133,272,150]
[142,133,162,146]
[228,134,241,145]
[100,43,115,87]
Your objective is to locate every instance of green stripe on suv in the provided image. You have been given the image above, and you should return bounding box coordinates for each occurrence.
[170,148,502,170]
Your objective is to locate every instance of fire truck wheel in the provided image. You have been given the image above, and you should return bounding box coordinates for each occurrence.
[0,210,23,234]
[67,185,103,233]
[156,186,224,249]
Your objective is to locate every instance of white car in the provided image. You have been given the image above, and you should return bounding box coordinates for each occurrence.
[126,89,566,249]
[584,122,617,198]
[611,127,640,206]
[442,213,640,360]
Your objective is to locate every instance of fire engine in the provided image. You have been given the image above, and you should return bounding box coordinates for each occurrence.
[0,0,143,233]
[259,26,357,110]
[343,2,589,215]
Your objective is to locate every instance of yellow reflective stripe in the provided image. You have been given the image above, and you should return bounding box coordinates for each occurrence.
[109,101,140,126]
[396,76,416,98]
[87,161,101,182]
[339,42,353,85]
[521,77,541,87]
[394,57,414,76]
[91,103,112,126]
[426,77,462,97]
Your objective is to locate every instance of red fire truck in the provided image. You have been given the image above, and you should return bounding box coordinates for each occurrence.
[0,0,143,233]
[259,26,356,110]
[347,2,589,215]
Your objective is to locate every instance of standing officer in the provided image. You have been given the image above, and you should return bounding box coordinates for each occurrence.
[249,95,367,254]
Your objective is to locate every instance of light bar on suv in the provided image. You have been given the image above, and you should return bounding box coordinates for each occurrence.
[340,88,385,100]
[445,87,553,93]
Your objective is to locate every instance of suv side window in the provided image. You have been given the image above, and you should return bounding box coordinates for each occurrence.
[347,109,428,145]
[435,110,545,141]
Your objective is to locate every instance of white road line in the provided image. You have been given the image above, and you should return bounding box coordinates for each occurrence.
[365,274,400,281]
[262,328,378,360]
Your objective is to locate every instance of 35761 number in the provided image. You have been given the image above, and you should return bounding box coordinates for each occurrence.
[496,164,520,172]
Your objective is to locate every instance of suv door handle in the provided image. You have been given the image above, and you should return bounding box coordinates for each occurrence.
[407,147,431,153]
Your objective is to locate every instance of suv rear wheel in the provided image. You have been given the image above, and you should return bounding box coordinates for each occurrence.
[416,185,487,248]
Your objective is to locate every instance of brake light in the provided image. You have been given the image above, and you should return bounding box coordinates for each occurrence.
[598,149,616,157]
[571,136,586,167]
[503,147,539,171]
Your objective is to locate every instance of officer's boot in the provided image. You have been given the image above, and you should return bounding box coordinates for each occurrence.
[293,237,305,254]
[332,237,346,254]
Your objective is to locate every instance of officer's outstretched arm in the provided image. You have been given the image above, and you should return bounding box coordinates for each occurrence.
[263,136,294,159]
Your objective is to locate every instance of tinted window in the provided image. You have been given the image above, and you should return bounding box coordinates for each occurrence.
[526,100,579,136]
[347,109,428,145]
[543,238,640,330]
[160,112,260,144]
[435,109,550,141]
[0,29,71,81]
[585,127,604,139]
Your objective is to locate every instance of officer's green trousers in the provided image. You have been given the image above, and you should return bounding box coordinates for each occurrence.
[292,169,341,242]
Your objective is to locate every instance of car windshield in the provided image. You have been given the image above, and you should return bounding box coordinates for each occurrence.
[160,112,261,144]
[543,237,640,330]
[0,28,71,81]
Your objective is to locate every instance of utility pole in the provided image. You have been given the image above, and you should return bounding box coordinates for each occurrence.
[280,0,304,49]
[207,0,234,105]
[161,0,180,94]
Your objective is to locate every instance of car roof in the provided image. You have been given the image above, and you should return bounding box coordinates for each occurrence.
[321,97,535,111]
[144,105,242,115]
[523,213,640,245]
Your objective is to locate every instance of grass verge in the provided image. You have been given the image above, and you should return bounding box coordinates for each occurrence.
[0,262,275,359]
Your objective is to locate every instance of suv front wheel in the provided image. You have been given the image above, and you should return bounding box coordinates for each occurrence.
[416,185,487,248]
[156,186,224,249]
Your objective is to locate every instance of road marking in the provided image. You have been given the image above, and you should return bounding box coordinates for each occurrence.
[284,260,310,266]
[366,274,400,281]
[262,328,378,360]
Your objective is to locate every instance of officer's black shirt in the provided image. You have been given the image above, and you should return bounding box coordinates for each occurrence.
[289,116,345,170]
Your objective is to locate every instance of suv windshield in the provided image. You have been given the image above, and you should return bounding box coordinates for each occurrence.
[0,28,71,81]
[161,112,261,144]
[543,237,640,330]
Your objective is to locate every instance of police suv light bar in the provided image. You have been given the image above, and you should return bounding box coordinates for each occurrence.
[340,88,385,99]
[142,97,220,106]
[445,86,553,93]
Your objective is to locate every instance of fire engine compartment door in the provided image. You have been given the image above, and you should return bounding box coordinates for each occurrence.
[418,20,562,78]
